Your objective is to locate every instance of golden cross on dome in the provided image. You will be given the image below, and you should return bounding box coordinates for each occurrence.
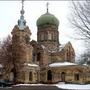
[46,2,49,13]
[20,0,25,15]
[22,0,24,11]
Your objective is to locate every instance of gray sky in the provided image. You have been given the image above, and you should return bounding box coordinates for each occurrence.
[0,1,85,56]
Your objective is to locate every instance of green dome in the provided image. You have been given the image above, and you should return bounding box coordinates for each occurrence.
[36,13,59,27]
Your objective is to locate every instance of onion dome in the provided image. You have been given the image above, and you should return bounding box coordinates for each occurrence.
[18,0,26,30]
[36,12,59,27]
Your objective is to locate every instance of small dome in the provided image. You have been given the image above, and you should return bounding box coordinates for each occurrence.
[36,12,59,27]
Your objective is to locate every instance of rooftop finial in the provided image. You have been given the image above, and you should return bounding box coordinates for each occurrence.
[21,0,24,15]
[22,0,24,9]
[18,0,26,30]
[46,2,49,13]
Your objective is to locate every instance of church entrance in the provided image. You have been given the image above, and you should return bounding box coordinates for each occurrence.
[61,72,66,82]
[10,68,17,82]
[74,73,79,81]
[47,70,52,83]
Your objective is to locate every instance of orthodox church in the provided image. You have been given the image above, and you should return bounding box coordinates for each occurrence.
[2,1,90,84]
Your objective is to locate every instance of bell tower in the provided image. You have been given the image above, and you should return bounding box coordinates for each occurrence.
[11,0,33,83]
[36,3,60,51]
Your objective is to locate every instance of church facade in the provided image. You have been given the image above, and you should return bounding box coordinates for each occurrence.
[2,2,90,84]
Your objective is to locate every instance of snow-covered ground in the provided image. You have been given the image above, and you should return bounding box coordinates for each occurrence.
[13,83,90,89]
[13,84,44,86]
[56,83,90,89]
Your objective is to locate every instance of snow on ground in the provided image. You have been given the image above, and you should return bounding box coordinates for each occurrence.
[13,84,50,86]
[56,83,90,89]
[13,83,90,89]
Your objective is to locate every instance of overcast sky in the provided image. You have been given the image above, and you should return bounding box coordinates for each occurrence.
[0,1,85,57]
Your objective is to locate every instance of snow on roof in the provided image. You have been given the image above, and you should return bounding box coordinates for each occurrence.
[24,63,39,67]
[83,63,88,66]
[48,50,57,53]
[49,62,77,67]
[41,45,46,49]
[59,44,66,51]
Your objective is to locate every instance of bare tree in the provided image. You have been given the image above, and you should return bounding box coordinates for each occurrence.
[0,35,13,72]
[69,0,90,64]
[70,0,90,40]
[76,52,88,65]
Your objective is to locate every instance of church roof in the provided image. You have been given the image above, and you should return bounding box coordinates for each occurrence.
[36,2,59,27]
[36,12,59,27]
[49,62,77,67]
[18,0,26,30]
[24,63,39,67]
[59,44,66,51]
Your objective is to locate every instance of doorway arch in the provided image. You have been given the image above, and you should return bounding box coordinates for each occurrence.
[10,67,17,82]
[47,70,52,81]
[61,72,66,82]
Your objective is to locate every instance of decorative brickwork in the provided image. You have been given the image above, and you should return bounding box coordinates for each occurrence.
[3,9,90,84]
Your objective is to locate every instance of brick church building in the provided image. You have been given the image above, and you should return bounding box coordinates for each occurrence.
[2,1,90,84]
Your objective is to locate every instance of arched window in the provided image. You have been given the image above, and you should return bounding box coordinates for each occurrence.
[29,72,32,81]
[44,32,47,41]
[48,33,52,40]
[48,31,52,40]
[25,35,30,44]
[41,34,44,41]
[47,70,52,81]
[10,72,14,81]
[32,53,36,62]
[61,72,66,82]
[75,74,79,81]
[37,53,41,61]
